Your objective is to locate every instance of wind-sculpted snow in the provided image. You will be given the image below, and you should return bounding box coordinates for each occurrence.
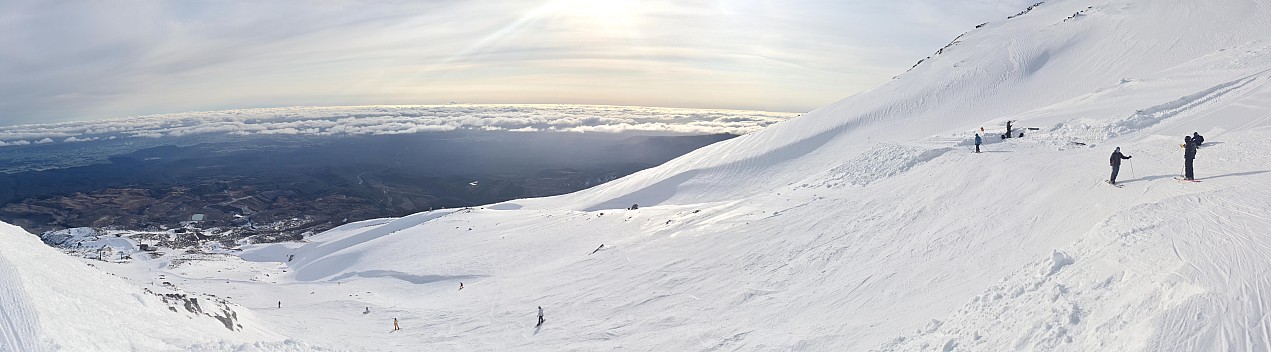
[1098,70,1271,140]
[803,143,952,189]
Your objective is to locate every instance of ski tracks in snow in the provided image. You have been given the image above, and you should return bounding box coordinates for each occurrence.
[0,254,44,352]
[878,188,1271,351]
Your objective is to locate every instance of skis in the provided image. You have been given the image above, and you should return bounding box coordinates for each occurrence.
[1104,180,1124,188]
[1174,176,1201,182]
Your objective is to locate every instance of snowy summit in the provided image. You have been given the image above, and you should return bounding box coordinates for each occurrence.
[5,0,1271,350]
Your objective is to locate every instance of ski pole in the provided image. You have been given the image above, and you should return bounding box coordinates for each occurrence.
[1128,158,1136,178]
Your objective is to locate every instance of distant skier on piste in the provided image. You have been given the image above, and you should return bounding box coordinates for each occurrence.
[974,133,982,153]
[1192,132,1205,146]
[1109,147,1131,185]
[1183,136,1198,180]
[536,306,545,328]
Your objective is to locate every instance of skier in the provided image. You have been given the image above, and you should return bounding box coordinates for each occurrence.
[277,301,281,309]
[1183,136,1198,180]
[1005,120,1014,139]
[974,133,982,153]
[1192,132,1205,146]
[459,282,464,290]
[1108,147,1131,185]
[364,307,370,315]
[393,318,401,331]
[536,306,545,328]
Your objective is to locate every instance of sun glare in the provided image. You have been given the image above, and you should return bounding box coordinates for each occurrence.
[548,0,641,35]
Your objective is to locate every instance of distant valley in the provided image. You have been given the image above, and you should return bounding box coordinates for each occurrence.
[0,131,734,241]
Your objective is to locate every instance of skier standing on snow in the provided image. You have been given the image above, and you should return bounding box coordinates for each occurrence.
[536,306,545,327]
[1005,120,1014,139]
[974,133,982,153]
[1183,136,1198,180]
[1109,147,1131,185]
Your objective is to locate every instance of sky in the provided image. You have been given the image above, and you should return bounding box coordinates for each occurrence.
[0,0,1035,126]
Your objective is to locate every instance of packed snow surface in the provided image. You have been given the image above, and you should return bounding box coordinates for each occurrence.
[5,0,1271,350]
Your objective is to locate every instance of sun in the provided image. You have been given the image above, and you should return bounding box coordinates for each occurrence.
[560,0,637,21]
[547,0,642,36]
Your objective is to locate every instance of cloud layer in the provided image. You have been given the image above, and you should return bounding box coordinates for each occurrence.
[1,0,1034,126]
[0,105,796,147]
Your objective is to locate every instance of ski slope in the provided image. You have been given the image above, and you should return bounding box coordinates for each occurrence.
[0,221,326,351]
[6,0,1271,350]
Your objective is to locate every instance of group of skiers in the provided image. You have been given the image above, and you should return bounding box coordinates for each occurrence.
[972,122,1206,184]
[973,121,1024,153]
[1108,132,1204,185]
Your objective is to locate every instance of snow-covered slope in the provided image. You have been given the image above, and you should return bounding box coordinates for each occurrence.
[235,0,1271,349]
[0,222,318,351]
[520,0,1271,211]
[8,0,1271,350]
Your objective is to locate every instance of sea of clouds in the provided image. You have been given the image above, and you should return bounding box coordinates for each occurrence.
[0,105,796,147]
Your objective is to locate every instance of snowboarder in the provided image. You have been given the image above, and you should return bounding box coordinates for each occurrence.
[459,282,464,290]
[393,318,401,331]
[364,307,370,315]
[1183,136,1198,180]
[536,306,545,328]
[974,133,982,153]
[1192,132,1205,146]
[1109,147,1131,185]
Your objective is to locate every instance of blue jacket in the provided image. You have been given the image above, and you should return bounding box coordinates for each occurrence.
[975,135,982,144]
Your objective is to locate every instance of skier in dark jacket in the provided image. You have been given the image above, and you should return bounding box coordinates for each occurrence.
[974,133,982,153]
[1192,132,1204,146]
[1005,121,1014,139]
[1184,136,1198,180]
[1109,147,1131,184]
